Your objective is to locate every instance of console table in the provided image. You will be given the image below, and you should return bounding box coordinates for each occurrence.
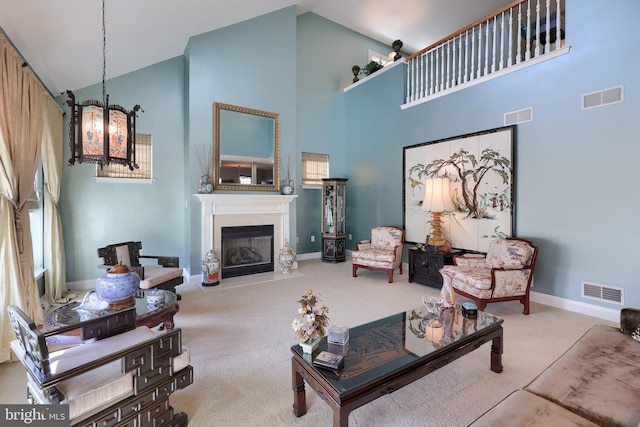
[408,247,462,288]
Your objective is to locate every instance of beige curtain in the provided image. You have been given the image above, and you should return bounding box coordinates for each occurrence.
[41,96,66,302]
[0,34,45,363]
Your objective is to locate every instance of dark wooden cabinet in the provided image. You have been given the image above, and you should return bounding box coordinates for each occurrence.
[322,178,348,263]
[409,247,462,288]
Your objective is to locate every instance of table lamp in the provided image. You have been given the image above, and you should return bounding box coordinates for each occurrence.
[421,177,455,248]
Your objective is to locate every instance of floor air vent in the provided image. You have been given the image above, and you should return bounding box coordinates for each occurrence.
[582,85,623,110]
[582,282,623,305]
[504,107,533,125]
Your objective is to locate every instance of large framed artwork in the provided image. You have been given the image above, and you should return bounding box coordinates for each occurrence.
[403,126,515,252]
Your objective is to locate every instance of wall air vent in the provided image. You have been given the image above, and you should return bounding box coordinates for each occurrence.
[582,85,623,110]
[582,281,623,305]
[504,107,533,125]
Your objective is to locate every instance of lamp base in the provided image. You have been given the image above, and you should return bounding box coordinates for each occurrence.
[428,211,447,247]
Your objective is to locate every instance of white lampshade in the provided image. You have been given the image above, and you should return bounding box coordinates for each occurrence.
[421,177,454,212]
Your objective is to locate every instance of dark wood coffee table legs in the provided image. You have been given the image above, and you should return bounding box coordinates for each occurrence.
[491,328,504,373]
[292,358,350,427]
[292,363,306,417]
[292,323,503,427]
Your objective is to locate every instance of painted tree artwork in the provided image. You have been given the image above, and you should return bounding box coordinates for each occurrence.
[403,126,514,252]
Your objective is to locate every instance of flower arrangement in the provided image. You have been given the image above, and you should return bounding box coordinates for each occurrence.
[292,289,330,344]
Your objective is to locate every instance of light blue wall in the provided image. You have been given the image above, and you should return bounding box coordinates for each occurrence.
[344,64,407,246]
[295,13,392,254]
[49,0,639,310]
[343,0,640,308]
[185,7,297,273]
[58,57,186,282]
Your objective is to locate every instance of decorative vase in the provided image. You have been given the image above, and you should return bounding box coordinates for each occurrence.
[351,67,360,83]
[201,249,220,286]
[281,179,295,195]
[278,240,296,274]
[95,264,140,306]
[199,175,213,193]
[300,338,321,354]
[146,289,166,306]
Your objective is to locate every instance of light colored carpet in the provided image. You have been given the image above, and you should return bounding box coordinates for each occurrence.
[0,259,616,426]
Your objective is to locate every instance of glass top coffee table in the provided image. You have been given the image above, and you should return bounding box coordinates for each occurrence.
[291,304,503,427]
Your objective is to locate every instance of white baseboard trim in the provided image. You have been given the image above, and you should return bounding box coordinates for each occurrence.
[297,252,322,261]
[66,279,96,291]
[68,258,620,324]
[530,291,620,323]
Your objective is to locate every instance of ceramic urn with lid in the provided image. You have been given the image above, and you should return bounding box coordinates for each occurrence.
[95,263,141,306]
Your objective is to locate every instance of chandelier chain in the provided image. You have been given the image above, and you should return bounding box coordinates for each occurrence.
[102,0,107,106]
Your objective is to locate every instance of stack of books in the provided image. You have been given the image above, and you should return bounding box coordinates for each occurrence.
[313,351,344,372]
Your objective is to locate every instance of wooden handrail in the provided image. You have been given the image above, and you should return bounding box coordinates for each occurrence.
[406,0,527,61]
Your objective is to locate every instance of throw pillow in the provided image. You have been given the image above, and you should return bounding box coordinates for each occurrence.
[633,325,640,343]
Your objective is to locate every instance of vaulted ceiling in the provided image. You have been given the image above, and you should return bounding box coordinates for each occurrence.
[0,0,512,95]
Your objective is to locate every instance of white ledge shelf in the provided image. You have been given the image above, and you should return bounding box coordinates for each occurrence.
[343,58,406,92]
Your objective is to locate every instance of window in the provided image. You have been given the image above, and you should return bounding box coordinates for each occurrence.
[301,152,329,186]
[97,133,153,181]
[368,49,390,66]
[29,160,44,275]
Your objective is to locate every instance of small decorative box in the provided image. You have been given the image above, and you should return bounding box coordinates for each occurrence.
[328,325,349,345]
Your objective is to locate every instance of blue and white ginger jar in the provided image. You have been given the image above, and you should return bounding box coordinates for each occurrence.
[95,264,140,303]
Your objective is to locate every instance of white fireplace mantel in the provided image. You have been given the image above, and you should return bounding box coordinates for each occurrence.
[195,194,297,262]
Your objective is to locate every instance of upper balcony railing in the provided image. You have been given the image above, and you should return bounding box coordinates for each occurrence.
[403,0,568,108]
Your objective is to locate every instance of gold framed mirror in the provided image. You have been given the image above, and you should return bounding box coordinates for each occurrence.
[213,102,280,191]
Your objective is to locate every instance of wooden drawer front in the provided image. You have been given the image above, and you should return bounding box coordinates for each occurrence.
[124,345,153,373]
[106,310,136,335]
[121,389,156,420]
[426,253,445,273]
[117,414,139,427]
[135,366,171,393]
[92,408,120,427]
[81,309,136,340]
[174,366,193,390]
[152,406,173,427]
[81,319,110,340]
[410,251,427,275]
[152,333,181,362]
[155,381,173,401]
[140,399,170,427]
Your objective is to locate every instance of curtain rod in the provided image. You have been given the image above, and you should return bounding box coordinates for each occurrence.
[0,29,63,114]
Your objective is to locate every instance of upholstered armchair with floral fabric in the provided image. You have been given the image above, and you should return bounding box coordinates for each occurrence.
[440,237,538,314]
[352,226,405,283]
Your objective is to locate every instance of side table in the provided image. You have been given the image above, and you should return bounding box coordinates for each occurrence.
[408,247,462,288]
[45,290,179,335]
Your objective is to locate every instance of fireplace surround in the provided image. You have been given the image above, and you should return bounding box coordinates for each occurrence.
[196,194,297,279]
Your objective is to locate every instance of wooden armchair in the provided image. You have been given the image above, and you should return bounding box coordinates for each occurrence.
[7,305,192,427]
[98,241,184,299]
[352,226,405,283]
[440,237,538,314]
